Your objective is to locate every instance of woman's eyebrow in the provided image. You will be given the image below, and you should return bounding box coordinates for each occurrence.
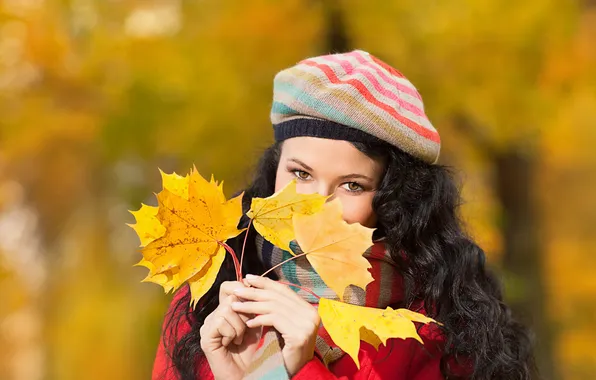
[338,173,374,182]
[287,158,313,171]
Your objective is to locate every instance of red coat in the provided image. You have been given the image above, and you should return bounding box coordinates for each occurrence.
[152,288,448,380]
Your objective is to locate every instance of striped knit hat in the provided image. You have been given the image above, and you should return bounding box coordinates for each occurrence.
[271,50,441,164]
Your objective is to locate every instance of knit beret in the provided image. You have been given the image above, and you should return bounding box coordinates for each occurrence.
[271,50,441,164]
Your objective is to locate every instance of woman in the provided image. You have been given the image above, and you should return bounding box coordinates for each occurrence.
[152,50,534,379]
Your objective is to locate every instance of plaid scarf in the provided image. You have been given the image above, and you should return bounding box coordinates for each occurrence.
[243,235,403,380]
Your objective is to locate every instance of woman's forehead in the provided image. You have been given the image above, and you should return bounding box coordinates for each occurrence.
[280,137,383,174]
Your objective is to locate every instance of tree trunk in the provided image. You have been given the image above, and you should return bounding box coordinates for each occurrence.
[322,0,349,53]
[452,114,558,378]
[495,150,558,380]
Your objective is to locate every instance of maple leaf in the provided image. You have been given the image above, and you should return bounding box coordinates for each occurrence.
[135,258,179,293]
[247,180,328,253]
[159,169,190,200]
[127,204,166,247]
[188,245,226,309]
[129,167,244,305]
[127,169,192,249]
[318,298,438,368]
[293,199,374,300]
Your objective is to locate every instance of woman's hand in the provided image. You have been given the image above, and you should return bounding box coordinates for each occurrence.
[200,281,260,380]
[231,275,321,376]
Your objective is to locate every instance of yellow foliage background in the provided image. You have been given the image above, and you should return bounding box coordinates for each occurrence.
[0,1,594,379]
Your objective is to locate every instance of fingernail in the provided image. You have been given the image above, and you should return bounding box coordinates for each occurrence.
[245,274,257,279]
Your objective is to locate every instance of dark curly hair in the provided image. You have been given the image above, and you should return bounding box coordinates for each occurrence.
[162,140,535,380]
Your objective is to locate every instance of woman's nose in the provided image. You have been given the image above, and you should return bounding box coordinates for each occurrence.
[317,184,336,200]
[296,181,336,199]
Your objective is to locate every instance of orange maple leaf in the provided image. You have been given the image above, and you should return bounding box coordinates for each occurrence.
[293,199,375,301]
[129,167,243,307]
[247,180,328,253]
[318,298,439,368]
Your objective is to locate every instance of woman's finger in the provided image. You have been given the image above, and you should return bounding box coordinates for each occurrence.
[221,294,252,321]
[244,275,303,302]
[233,286,275,302]
[234,285,300,312]
[246,275,308,304]
[212,315,237,347]
[244,275,282,290]
[245,313,293,333]
[232,298,318,331]
[245,311,318,341]
[219,281,245,303]
[231,300,274,315]
[220,296,249,345]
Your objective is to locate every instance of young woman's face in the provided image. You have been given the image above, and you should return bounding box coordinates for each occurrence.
[275,137,386,228]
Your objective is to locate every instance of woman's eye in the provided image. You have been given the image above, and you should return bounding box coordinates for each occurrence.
[342,182,364,192]
[292,170,311,180]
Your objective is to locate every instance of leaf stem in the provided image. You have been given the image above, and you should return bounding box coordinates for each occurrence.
[219,241,242,281]
[239,219,252,277]
[260,251,309,278]
[277,281,321,300]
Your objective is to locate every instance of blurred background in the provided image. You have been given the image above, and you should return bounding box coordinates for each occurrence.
[0,0,594,379]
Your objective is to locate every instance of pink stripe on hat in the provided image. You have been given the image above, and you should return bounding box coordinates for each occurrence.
[272,50,441,164]
[322,55,426,118]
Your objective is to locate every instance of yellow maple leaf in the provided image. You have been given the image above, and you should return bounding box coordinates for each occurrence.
[128,204,166,247]
[160,169,190,200]
[209,174,225,201]
[159,167,224,202]
[135,258,180,293]
[293,199,374,300]
[318,298,439,368]
[128,168,192,249]
[129,168,244,305]
[188,245,226,309]
[247,180,328,253]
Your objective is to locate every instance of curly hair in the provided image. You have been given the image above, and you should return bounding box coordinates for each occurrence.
[163,140,535,380]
